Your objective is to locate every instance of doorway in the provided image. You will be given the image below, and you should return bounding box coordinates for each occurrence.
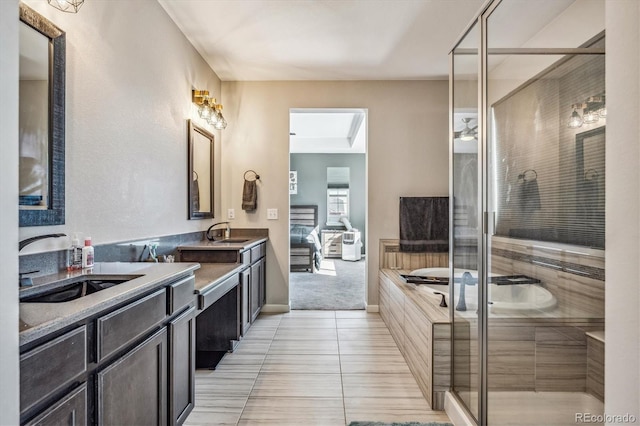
[288,108,367,310]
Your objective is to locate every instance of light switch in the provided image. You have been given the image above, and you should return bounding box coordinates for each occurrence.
[228,208,235,219]
[267,208,278,220]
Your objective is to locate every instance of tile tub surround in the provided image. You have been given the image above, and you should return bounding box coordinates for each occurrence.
[490,236,605,318]
[586,331,605,402]
[379,239,449,271]
[184,310,451,426]
[379,269,451,410]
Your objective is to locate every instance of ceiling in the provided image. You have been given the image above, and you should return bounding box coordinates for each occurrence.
[289,109,366,154]
[158,0,485,81]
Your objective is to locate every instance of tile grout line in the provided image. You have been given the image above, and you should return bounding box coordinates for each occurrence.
[234,314,282,425]
[336,311,350,426]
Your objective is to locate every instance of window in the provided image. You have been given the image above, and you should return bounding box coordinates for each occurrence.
[327,188,349,224]
[326,167,350,225]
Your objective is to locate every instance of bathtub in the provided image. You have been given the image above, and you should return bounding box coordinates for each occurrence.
[409,267,557,315]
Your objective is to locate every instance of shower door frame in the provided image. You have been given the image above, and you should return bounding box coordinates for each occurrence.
[449,0,606,424]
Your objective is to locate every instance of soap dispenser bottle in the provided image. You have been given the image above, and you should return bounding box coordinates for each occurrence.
[67,234,83,271]
[82,237,94,268]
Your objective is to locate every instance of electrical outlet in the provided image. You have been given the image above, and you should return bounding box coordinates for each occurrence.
[267,208,278,220]
[227,208,235,219]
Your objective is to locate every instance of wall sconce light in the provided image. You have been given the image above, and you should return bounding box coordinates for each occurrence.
[47,0,84,13]
[192,89,227,130]
[567,95,605,129]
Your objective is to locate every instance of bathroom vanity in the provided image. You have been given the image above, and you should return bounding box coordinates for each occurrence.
[19,262,200,426]
[178,234,268,368]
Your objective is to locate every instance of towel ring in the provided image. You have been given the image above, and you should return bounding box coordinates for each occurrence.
[518,169,537,182]
[244,170,260,181]
[585,169,599,180]
[193,170,199,180]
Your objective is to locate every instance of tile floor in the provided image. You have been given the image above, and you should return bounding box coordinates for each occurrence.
[184,310,452,425]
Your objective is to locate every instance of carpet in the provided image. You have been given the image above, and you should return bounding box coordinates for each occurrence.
[348,422,453,426]
[289,258,365,310]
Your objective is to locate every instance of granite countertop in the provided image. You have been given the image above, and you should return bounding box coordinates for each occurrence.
[177,236,268,252]
[193,263,245,294]
[19,262,200,346]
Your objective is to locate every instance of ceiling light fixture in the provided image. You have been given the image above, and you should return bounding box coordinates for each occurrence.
[47,0,84,13]
[192,89,227,130]
[456,117,477,141]
[567,95,605,129]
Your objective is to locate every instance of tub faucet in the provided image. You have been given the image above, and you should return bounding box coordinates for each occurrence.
[456,271,476,312]
[206,222,230,241]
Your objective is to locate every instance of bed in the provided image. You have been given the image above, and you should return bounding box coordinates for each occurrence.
[290,205,322,272]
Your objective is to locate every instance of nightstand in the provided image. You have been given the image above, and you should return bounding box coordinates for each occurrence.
[321,230,344,258]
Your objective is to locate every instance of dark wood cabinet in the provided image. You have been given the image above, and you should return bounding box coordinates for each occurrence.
[20,326,87,416]
[240,269,250,335]
[97,328,168,426]
[20,274,196,426]
[249,245,266,323]
[250,261,261,323]
[25,384,86,426]
[169,306,196,425]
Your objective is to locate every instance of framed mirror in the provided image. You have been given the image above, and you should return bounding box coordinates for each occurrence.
[19,3,65,227]
[188,120,214,220]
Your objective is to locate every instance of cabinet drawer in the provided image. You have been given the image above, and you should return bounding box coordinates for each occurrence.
[20,326,87,414]
[25,384,87,426]
[199,273,239,310]
[250,243,265,263]
[168,275,195,315]
[240,250,251,267]
[97,289,167,362]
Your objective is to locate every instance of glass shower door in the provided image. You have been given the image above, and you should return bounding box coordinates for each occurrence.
[450,20,481,423]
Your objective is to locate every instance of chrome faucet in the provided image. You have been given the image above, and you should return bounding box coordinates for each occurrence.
[19,233,67,251]
[206,222,230,241]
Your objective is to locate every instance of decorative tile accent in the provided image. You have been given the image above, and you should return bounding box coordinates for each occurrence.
[492,247,604,281]
[19,231,205,279]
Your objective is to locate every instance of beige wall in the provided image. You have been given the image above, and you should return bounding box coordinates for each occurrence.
[3,1,222,420]
[220,81,449,308]
[18,0,223,253]
[0,0,20,423]
[605,0,640,420]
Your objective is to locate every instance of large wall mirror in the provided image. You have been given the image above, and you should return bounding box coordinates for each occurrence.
[19,3,65,227]
[188,120,214,220]
[492,34,605,249]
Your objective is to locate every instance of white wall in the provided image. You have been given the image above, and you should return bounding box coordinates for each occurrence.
[605,0,640,421]
[18,0,223,254]
[220,81,449,309]
[0,0,20,423]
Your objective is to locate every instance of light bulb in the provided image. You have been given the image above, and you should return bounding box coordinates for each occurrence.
[198,104,212,120]
[567,109,583,129]
[214,113,227,130]
[206,111,219,126]
[598,105,607,117]
[583,109,600,124]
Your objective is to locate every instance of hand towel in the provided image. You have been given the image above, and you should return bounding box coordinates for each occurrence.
[399,197,449,253]
[242,179,257,211]
[519,179,541,212]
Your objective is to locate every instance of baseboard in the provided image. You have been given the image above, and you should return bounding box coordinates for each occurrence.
[365,304,379,313]
[261,304,290,313]
[444,391,476,426]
